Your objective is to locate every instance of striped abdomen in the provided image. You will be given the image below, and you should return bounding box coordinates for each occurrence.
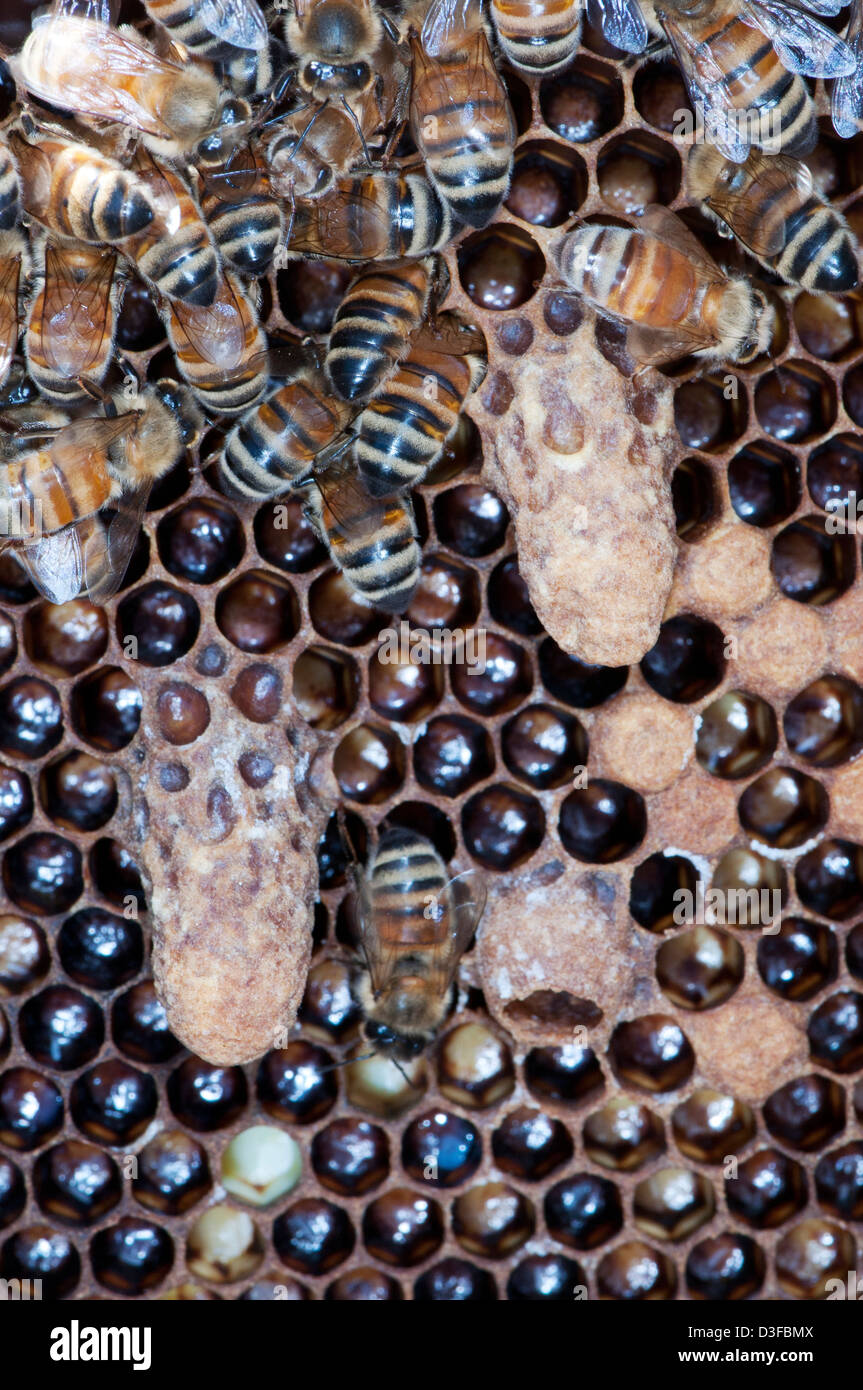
[26,242,117,404]
[357,347,484,496]
[288,174,453,261]
[411,28,516,229]
[311,482,421,612]
[202,192,283,277]
[490,0,582,73]
[775,199,859,292]
[221,46,273,97]
[220,381,347,499]
[0,141,20,232]
[10,134,155,244]
[327,260,432,403]
[367,828,450,953]
[689,8,816,154]
[557,223,717,345]
[0,446,112,538]
[167,275,268,416]
[124,162,219,306]
[143,0,230,54]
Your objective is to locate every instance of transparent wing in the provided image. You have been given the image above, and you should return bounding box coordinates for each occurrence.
[411,312,486,357]
[42,245,116,377]
[586,0,649,53]
[420,0,479,54]
[832,1,863,137]
[198,0,269,49]
[705,151,805,256]
[639,204,725,278]
[50,414,137,471]
[794,0,844,14]
[0,255,20,387]
[17,528,85,605]
[83,482,152,602]
[312,448,390,539]
[660,14,751,161]
[169,287,248,373]
[421,867,486,996]
[626,320,717,365]
[742,0,856,76]
[49,0,119,21]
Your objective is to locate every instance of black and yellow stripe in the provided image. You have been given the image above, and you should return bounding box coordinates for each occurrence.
[219,378,347,498]
[326,260,432,403]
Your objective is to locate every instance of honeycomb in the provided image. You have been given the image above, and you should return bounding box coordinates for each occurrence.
[1,0,863,1302]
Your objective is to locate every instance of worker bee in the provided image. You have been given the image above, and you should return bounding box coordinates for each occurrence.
[198,138,284,277]
[0,386,185,604]
[832,0,863,137]
[282,0,398,102]
[640,0,854,162]
[405,0,516,228]
[142,0,270,57]
[0,139,21,233]
[489,0,583,73]
[0,231,27,394]
[266,88,384,202]
[26,237,120,404]
[356,316,486,496]
[121,151,220,306]
[348,825,486,1061]
[12,0,228,158]
[7,129,156,246]
[164,271,269,416]
[326,258,434,404]
[220,42,274,97]
[286,172,453,261]
[687,144,861,293]
[553,204,775,365]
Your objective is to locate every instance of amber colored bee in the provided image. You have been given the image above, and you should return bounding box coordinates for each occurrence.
[405,0,516,228]
[266,89,383,202]
[164,271,269,416]
[490,0,583,73]
[0,387,184,604]
[301,452,422,611]
[286,172,453,261]
[349,826,486,1060]
[121,151,221,307]
[0,231,28,395]
[641,0,853,162]
[356,319,486,496]
[283,0,401,103]
[142,0,270,58]
[326,258,433,404]
[12,1,227,158]
[7,129,156,246]
[687,145,861,294]
[26,237,120,405]
[554,204,775,366]
[0,139,21,233]
[197,139,284,278]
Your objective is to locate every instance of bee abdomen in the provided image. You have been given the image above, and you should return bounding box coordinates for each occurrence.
[492,0,581,73]
[133,224,220,306]
[422,100,514,228]
[327,262,432,402]
[143,0,224,53]
[60,162,155,243]
[220,383,343,498]
[780,201,861,293]
[330,496,420,612]
[398,176,453,257]
[204,197,284,277]
[371,831,448,922]
[0,145,20,232]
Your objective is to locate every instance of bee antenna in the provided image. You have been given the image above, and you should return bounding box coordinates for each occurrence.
[318,1050,377,1075]
[392,1057,423,1091]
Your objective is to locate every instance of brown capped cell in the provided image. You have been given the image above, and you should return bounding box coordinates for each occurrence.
[695,690,778,779]
[133,1130,212,1215]
[24,600,107,676]
[70,1060,156,1145]
[507,1254,586,1301]
[39,753,115,833]
[311,1118,390,1196]
[725,1147,807,1229]
[558,780,646,864]
[215,569,298,652]
[597,1240,677,1300]
[326,1266,403,1301]
[674,378,747,453]
[0,1066,63,1151]
[362,1188,444,1267]
[686,1233,765,1300]
[256,1043,335,1126]
[0,1155,25,1229]
[814,1141,863,1220]
[33,1141,122,1225]
[293,646,359,730]
[609,1016,694,1093]
[308,570,385,645]
[728,441,801,528]
[583,1098,665,1172]
[344,1050,428,1119]
[368,645,444,723]
[807,990,863,1073]
[438,1023,515,1109]
[775,1219,855,1299]
[763,1074,846,1151]
[153,681,211,745]
[433,484,510,558]
[4,1224,81,1299]
[506,140,587,228]
[671,1089,755,1163]
[0,914,48,996]
[711,848,788,927]
[451,1182,535,1258]
[795,838,863,920]
[71,666,143,750]
[298,957,361,1044]
[771,515,855,605]
[254,497,327,574]
[451,632,532,716]
[633,1167,715,1242]
[0,677,63,760]
[186,1204,264,1284]
[545,1172,622,1250]
[656,926,744,1010]
[112,980,181,1064]
[407,554,481,630]
[492,1107,573,1181]
[333,723,406,803]
[229,663,282,724]
[117,581,201,666]
[755,362,836,443]
[462,783,545,869]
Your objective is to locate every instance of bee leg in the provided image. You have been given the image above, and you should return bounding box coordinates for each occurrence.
[339,96,372,167]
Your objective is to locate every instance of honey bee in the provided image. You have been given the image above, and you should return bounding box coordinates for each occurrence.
[121,151,220,306]
[0,231,27,394]
[286,172,453,261]
[164,271,269,415]
[282,0,400,103]
[12,0,228,158]
[489,0,583,73]
[405,0,516,228]
[641,0,854,162]
[553,204,775,365]
[7,129,156,246]
[0,386,184,604]
[300,449,422,611]
[266,89,383,202]
[198,139,284,277]
[26,238,120,404]
[687,144,861,292]
[356,316,486,496]
[326,258,433,403]
[142,0,270,57]
[348,826,486,1060]
[832,0,863,137]
[0,139,21,233]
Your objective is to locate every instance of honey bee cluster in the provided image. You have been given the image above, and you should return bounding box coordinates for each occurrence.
[1,0,863,1303]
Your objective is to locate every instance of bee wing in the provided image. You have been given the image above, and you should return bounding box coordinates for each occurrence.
[48,0,119,21]
[625,321,719,365]
[420,0,480,54]
[586,0,648,53]
[169,287,248,373]
[41,245,116,377]
[832,2,863,137]
[741,0,856,76]
[659,13,750,162]
[83,481,152,602]
[0,255,20,387]
[705,152,806,256]
[420,868,486,996]
[411,314,486,357]
[17,528,85,605]
[639,204,726,280]
[50,413,137,472]
[312,450,390,538]
[197,0,269,49]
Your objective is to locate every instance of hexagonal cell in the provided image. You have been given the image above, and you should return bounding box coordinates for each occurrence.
[633,1167,715,1241]
[24,602,108,677]
[408,554,481,631]
[807,432,863,519]
[754,361,837,444]
[674,377,748,454]
[215,569,299,653]
[414,715,494,797]
[539,57,624,144]
[277,259,352,334]
[632,59,691,133]
[433,484,510,557]
[457,224,545,311]
[640,614,727,703]
[757,918,838,1002]
[808,133,863,199]
[292,647,359,731]
[671,458,716,541]
[559,780,646,864]
[695,690,778,779]
[71,667,142,752]
[597,131,681,215]
[629,852,699,934]
[727,441,801,527]
[655,926,744,1010]
[785,675,863,767]
[333,723,406,803]
[462,784,545,870]
[505,140,587,227]
[770,515,856,605]
[793,292,862,362]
